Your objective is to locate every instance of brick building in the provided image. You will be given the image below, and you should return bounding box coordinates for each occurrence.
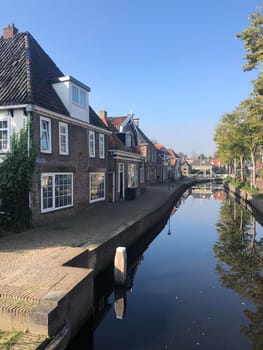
[0,24,111,225]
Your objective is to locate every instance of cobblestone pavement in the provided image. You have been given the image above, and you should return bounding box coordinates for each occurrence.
[0,184,178,290]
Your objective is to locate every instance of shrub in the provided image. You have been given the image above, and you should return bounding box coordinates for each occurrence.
[0,124,36,232]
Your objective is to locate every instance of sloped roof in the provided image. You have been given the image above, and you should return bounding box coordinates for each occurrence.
[108,116,127,130]
[0,30,69,115]
[89,106,108,130]
[104,118,127,150]
[154,143,170,154]
[136,125,154,145]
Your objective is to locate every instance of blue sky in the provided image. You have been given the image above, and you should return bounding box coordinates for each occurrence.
[1,0,260,156]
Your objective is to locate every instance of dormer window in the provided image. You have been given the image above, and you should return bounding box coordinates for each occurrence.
[126,134,132,148]
[52,75,90,122]
[71,85,87,108]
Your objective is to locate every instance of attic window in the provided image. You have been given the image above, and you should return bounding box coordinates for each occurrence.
[71,85,87,108]
[126,134,132,147]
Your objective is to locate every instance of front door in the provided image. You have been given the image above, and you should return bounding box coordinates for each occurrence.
[118,163,125,199]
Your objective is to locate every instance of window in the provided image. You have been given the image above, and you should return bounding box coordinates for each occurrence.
[59,122,69,155]
[0,117,9,153]
[89,131,95,157]
[41,173,73,213]
[126,134,132,148]
[40,117,52,153]
[128,164,138,188]
[140,166,144,183]
[90,172,105,202]
[99,134,105,159]
[71,85,87,108]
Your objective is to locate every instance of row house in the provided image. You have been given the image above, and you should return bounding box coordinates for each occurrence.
[0,24,111,225]
[0,24,182,226]
[154,143,171,183]
[167,149,182,180]
[134,119,158,185]
[99,111,145,200]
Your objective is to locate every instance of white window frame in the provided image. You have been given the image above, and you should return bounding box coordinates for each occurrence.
[71,84,87,108]
[126,133,132,148]
[99,133,105,159]
[0,116,10,153]
[40,116,52,153]
[59,122,69,155]
[89,172,105,203]
[128,164,138,188]
[89,130,95,157]
[41,172,73,213]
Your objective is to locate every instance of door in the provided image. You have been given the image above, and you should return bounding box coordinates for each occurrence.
[118,163,125,199]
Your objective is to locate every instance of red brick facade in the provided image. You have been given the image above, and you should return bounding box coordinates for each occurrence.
[31,113,109,225]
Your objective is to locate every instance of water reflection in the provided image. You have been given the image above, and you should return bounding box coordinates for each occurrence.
[67,184,263,350]
[214,196,263,349]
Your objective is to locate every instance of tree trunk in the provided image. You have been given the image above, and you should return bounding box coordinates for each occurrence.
[240,154,244,181]
[251,152,256,188]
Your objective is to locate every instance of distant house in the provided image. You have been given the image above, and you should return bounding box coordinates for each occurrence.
[132,118,158,185]
[0,24,111,225]
[99,110,144,200]
[209,158,225,173]
[167,149,182,179]
[180,159,191,177]
[191,159,213,176]
[154,143,171,182]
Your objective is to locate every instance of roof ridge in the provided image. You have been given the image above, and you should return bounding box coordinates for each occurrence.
[24,32,34,104]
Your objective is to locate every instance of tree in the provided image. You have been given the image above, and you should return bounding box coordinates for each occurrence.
[236,4,263,72]
[236,97,263,187]
[236,4,263,95]
[214,112,248,178]
[0,123,36,231]
[214,98,263,186]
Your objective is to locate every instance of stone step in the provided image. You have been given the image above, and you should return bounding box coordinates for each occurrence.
[0,284,48,303]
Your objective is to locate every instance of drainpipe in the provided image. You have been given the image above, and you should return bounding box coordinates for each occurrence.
[25,104,35,210]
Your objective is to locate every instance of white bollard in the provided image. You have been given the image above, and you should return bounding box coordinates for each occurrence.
[114,288,126,319]
[114,247,127,286]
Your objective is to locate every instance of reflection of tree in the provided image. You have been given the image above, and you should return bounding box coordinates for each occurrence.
[214,197,263,350]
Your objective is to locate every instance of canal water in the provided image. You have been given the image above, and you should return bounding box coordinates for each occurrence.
[68,184,263,350]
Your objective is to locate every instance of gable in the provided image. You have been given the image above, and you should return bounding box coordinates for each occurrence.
[0,30,69,115]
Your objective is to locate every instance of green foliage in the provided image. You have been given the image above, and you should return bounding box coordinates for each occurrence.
[215,97,263,187]
[0,330,24,349]
[236,4,263,72]
[259,168,263,179]
[214,198,263,349]
[0,124,37,232]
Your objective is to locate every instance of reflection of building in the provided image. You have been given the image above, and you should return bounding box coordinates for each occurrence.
[213,189,226,201]
[190,184,226,201]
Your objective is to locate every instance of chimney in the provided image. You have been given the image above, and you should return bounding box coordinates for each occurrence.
[99,110,109,127]
[3,24,18,39]
[134,118,140,127]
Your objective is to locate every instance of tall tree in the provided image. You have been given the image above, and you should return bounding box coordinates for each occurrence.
[236,4,263,72]
[236,4,263,95]
[236,97,263,187]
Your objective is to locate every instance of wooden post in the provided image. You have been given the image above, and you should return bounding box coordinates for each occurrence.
[114,247,127,286]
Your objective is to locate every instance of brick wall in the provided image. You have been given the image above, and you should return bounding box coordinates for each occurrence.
[31,113,109,225]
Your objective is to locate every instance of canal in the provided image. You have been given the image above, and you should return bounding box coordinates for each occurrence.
[68,184,263,350]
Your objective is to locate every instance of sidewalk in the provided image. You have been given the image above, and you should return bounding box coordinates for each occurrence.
[0,181,189,349]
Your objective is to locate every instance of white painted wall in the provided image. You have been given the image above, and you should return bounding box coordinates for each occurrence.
[52,78,90,123]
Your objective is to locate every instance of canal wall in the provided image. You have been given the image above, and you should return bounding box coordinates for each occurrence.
[224,182,263,225]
